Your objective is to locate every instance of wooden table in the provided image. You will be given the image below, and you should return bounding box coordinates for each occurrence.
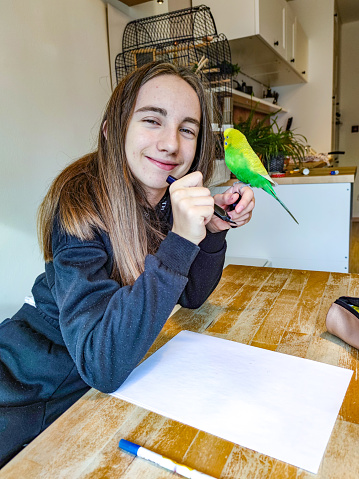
[2,265,359,478]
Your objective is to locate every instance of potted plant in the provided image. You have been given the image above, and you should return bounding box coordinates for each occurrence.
[234,107,307,172]
[218,60,241,76]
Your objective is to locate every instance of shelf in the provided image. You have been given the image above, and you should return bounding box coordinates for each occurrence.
[232,89,287,114]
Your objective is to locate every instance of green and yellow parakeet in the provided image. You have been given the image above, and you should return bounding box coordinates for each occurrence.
[224,127,298,224]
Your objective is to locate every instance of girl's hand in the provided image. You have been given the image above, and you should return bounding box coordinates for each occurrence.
[170,171,214,245]
[206,183,255,233]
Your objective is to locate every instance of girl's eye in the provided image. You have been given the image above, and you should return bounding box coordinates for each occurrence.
[143,118,160,125]
[180,128,196,137]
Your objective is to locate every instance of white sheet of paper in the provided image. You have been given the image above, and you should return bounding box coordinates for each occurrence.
[111,331,352,473]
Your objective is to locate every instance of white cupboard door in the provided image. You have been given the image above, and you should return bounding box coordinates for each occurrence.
[294,17,308,79]
[286,4,295,64]
[258,0,286,59]
[191,0,256,41]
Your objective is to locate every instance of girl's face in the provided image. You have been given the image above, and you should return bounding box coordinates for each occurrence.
[125,74,201,206]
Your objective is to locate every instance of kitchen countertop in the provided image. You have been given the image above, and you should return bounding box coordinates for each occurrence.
[219,167,356,186]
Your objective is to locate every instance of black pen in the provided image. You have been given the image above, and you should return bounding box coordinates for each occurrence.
[166,175,238,226]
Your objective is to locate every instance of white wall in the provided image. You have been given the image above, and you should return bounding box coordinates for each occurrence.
[107,3,131,89]
[275,0,335,154]
[0,0,111,318]
[338,20,359,216]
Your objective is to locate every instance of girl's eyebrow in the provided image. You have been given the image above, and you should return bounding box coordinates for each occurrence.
[135,105,200,128]
[183,117,200,128]
[135,106,167,116]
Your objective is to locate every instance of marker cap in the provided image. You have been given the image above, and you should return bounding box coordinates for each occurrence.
[119,439,140,456]
[166,175,177,185]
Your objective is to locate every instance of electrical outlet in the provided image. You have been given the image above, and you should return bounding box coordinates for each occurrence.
[357,194,359,201]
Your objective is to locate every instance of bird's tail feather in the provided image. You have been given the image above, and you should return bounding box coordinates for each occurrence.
[273,194,299,224]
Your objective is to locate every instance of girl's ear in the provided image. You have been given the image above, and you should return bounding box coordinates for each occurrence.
[102,120,108,140]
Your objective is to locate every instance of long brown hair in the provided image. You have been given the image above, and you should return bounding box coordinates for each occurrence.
[38,61,216,285]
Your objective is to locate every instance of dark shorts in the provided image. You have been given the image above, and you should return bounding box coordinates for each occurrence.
[0,304,89,468]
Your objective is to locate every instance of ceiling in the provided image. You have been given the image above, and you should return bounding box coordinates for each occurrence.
[336,0,359,24]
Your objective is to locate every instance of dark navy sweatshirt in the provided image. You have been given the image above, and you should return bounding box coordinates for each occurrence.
[19,195,228,394]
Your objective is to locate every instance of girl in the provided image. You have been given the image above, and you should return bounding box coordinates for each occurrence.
[0,61,254,467]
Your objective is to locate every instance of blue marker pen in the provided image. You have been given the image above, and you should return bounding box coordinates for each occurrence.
[166,175,237,226]
[119,439,216,479]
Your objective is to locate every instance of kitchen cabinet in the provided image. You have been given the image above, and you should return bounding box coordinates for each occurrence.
[258,0,286,59]
[192,0,256,43]
[286,4,295,65]
[286,11,308,80]
[192,0,286,49]
[293,18,308,79]
[192,0,308,86]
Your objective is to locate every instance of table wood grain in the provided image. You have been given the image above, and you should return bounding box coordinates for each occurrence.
[2,265,359,478]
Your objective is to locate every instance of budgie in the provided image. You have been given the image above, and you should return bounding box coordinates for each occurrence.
[224,128,299,224]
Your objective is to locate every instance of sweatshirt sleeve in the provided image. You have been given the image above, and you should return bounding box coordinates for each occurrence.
[179,229,227,309]
[52,229,200,393]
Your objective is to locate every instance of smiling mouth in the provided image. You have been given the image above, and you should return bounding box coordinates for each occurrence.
[147,156,178,171]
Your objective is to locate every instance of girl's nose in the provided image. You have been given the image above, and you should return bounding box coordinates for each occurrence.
[157,127,179,154]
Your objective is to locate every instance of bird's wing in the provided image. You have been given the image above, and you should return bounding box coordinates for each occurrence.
[242,146,276,185]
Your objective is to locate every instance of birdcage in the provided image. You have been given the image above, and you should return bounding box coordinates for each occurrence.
[115,4,233,135]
